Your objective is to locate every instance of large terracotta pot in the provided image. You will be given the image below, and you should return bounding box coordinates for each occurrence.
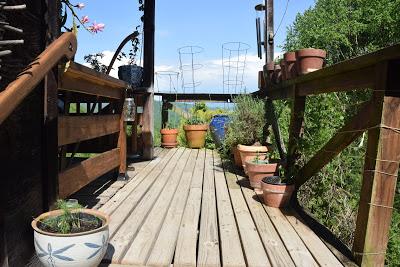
[237,144,268,173]
[160,128,178,148]
[261,176,295,208]
[232,146,242,168]
[284,52,297,79]
[245,162,278,189]
[296,48,326,75]
[265,62,275,83]
[184,124,208,148]
[32,209,109,267]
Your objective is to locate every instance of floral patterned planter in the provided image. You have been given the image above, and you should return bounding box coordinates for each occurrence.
[32,209,109,267]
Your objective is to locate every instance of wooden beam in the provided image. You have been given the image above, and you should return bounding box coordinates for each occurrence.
[58,115,120,146]
[287,94,306,177]
[295,100,376,188]
[60,72,123,99]
[353,60,400,266]
[142,0,155,160]
[155,92,238,102]
[58,148,120,199]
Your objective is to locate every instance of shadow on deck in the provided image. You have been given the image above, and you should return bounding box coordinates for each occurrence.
[72,147,356,267]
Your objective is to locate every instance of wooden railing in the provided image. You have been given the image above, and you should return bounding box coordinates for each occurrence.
[0,32,77,125]
[258,43,400,266]
[58,62,128,198]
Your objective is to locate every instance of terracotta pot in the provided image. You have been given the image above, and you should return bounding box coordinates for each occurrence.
[279,59,287,81]
[160,128,178,148]
[296,48,326,75]
[232,146,242,168]
[261,176,295,208]
[184,124,208,148]
[284,52,297,79]
[265,62,275,83]
[245,161,278,189]
[32,209,109,267]
[273,64,282,84]
[237,144,269,173]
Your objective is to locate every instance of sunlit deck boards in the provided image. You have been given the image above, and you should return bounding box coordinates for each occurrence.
[94,148,354,267]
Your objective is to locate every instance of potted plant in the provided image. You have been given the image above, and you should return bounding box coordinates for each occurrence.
[183,116,209,149]
[222,95,269,169]
[245,152,278,189]
[160,122,178,148]
[295,48,326,75]
[284,51,297,79]
[261,167,295,208]
[32,200,109,267]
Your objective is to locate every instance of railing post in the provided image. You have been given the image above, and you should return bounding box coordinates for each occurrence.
[287,86,306,179]
[118,94,127,179]
[353,60,400,266]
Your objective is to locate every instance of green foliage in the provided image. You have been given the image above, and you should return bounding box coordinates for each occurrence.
[221,95,266,158]
[40,200,83,234]
[283,0,400,263]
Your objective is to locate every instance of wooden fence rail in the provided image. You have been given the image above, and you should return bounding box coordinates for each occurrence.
[258,43,400,267]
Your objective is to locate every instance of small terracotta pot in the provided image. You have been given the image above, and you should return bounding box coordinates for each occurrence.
[296,48,326,75]
[261,176,295,208]
[245,162,278,189]
[284,52,297,79]
[273,64,282,84]
[265,62,275,83]
[160,128,178,148]
[184,124,208,148]
[279,59,287,81]
[237,144,269,173]
[232,146,242,168]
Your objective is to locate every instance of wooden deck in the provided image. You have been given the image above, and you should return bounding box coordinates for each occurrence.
[75,148,355,267]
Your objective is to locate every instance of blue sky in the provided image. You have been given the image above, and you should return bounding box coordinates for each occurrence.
[73,0,315,92]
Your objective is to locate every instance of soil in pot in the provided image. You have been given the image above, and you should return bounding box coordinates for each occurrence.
[284,52,297,79]
[296,48,326,75]
[245,162,278,189]
[160,128,178,148]
[38,212,103,234]
[237,144,268,172]
[184,124,208,148]
[261,176,295,208]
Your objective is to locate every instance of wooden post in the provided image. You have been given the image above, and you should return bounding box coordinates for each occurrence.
[353,60,400,266]
[118,92,127,179]
[265,0,274,64]
[142,0,155,160]
[287,90,306,177]
[161,98,169,129]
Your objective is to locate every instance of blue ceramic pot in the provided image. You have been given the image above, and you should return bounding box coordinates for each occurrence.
[118,65,143,87]
[209,114,231,147]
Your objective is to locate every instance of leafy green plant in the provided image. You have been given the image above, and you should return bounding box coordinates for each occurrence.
[252,151,269,164]
[38,200,100,234]
[221,95,266,158]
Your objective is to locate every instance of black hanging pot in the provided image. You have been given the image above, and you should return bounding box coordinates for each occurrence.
[118,64,144,88]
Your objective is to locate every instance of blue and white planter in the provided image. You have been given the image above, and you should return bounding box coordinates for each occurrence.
[118,64,144,88]
[32,209,109,267]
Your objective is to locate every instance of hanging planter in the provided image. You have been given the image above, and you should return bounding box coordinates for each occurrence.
[118,64,144,88]
[32,202,109,267]
[160,128,178,148]
[296,48,326,75]
[261,176,295,208]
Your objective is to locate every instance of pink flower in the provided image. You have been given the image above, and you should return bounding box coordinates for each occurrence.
[88,22,105,33]
[81,15,89,24]
[76,3,85,9]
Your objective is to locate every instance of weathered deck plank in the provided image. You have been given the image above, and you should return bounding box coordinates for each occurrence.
[197,149,220,267]
[173,149,206,267]
[121,149,192,265]
[104,148,185,263]
[213,152,246,267]
[145,149,199,266]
